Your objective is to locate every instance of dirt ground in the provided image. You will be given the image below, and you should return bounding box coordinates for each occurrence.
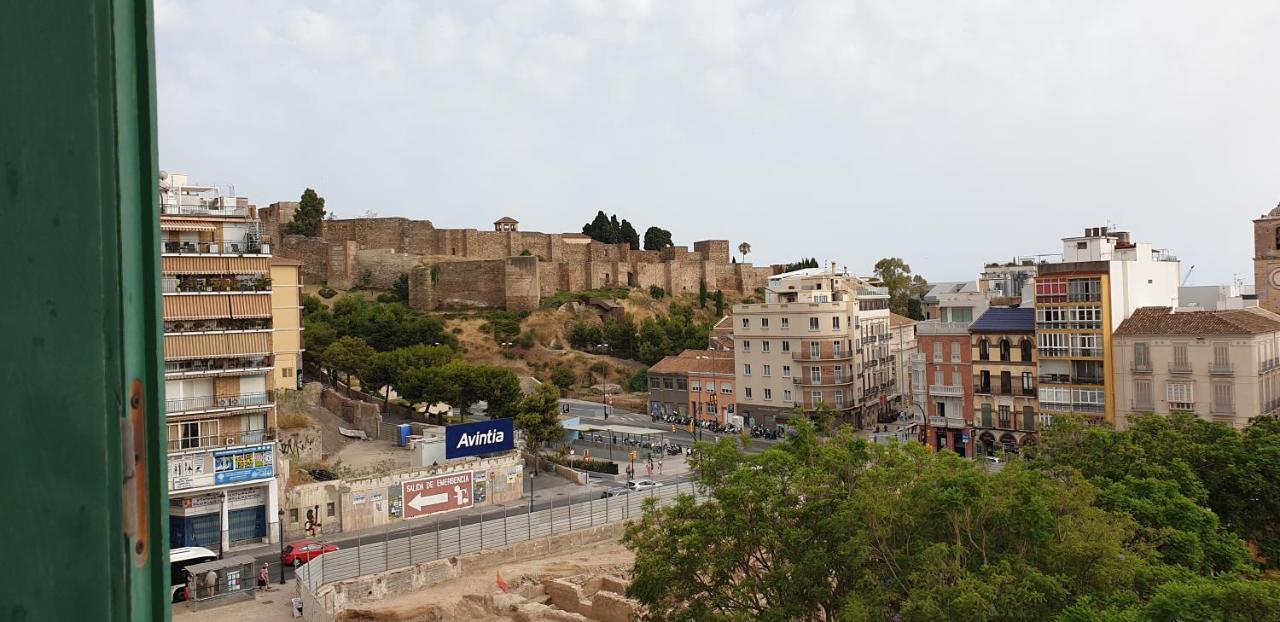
[339,538,635,621]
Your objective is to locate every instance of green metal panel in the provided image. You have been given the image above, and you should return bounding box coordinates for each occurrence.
[1,1,167,620]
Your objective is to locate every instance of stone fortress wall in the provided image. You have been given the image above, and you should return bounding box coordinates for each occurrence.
[259,205,777,312]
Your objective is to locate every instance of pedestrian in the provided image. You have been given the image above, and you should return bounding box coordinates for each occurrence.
[657,460,663,475]
[257,564,269,592]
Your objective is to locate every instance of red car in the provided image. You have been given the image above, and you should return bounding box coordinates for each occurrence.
[282,539,339,567]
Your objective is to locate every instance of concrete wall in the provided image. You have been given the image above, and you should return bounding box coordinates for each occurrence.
[278,426,323,464]
[319,387,382,438]
[352,249,421,290]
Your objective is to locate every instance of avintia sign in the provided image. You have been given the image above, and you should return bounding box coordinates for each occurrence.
[445,418,516,459]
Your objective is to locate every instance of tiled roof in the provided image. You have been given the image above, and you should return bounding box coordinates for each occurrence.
[648,349,735,375]
[889,312,917,327]
[1114,306,1280,337]
[494,216,519,224]
[970,307,1035,333]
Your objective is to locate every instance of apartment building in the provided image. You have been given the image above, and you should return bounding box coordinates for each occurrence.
[979,259,1039,304]
[917,320,973,456]
[161,172,282,552]
[1034,227,1180,426]
[647,350,737,424]
[733,268,893,429]
[920,281,991,323]
[890,313,918,413]
[969,308,1039,455]
[270,257,305,390]
[1113,306,1280,429]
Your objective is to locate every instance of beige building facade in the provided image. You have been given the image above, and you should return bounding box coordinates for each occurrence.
[1113,306,1280,429]
[271,257,305,391]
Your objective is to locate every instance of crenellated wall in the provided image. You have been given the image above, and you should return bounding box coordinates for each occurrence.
[273,213,776,310]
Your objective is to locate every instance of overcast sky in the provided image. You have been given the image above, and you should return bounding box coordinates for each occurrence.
[156,0,1280,284]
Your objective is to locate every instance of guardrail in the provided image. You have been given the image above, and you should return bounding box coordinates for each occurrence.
[295,481,701,593]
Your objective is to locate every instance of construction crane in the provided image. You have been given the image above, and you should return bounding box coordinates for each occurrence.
[1182,265,1195,286]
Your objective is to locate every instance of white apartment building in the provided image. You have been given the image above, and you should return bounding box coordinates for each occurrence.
[732,268,893,429]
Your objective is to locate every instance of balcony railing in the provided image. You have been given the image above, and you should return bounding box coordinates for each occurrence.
[1210,403,1235,415]
[162,239,265,255]
[929,415,968,429]
[165,356,273,377]
[1039,374,1070,385]
[167,429,274,454]
[792,351,854,362]
[1073,375,1105,386]
[1131,401,1154,412]
[929,384,963,397]
[974,384,991,395]
[1263,359,1280,373]
[1209,363,1233,375]
[1168,401,1196,412]
[165,391,273,414]
[1168,362,1193,374]
[1131,362,1152,373]
[161,203,249,217]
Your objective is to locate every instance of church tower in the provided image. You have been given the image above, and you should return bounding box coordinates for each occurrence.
[1253,202,1280,315]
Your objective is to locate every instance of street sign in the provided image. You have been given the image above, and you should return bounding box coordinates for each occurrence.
[445,418,515,459]
[401,471,474,519]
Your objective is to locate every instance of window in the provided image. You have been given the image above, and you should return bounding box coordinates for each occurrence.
[1173,343,1189,369]
[649,377,661,389]
[1213,342,1229,370]
[1076,241,1088,250]
[1069,306,1102,328]
[832,316,841,330]
[744,387,753,399]
[290,509,299,523]
[1071,333,1101,357]
[741,317,750,328]
[167,419,218,451]
[1035,277,1068,303]
[784,389,793,402]
[999,339,1011,362]
[1212,382,1234,413]
[810,341,821,358]
[834,367,843,383]
[809,317,819,331]
[676,377,687,390]
[811,391,822,406]
[707,381,716,392]
[743,364,752,376]
[1134,342,1149,369]
[1074,389,1104,405]
[763,365,772,377]
[722,384,732,393]
[663,377,674,389]
[1167,382,1194,409]
[782,365,791,377]
[951,342,961,363]
[978,338,990,360]
[742,341,751,353]
[835,392,845,407]
[937,402,947,417]
[691,381,701,392]
[981,403,993,427]
[781,340,791,353]
[998,405,1011,428]
[933,342,942,362]
[763,388,773,401]
[761,318,770,328]
[1067,278,1102,302]
[781,317,789,329]
[1022,406,1036,431]
[811,367,822,383]
[282,367,293,377]
[934,369,943,386]
[761,340,771,353]
[1022,372,1034,392]
[1037,332,1069,356]
[833,341,843,357]
[1039,387,1071,405]
[1135,379,1152,407]
[326,502,335,517]
[952,371,961,387]
[1000,371,1012,394]
[1036,306,1067,326]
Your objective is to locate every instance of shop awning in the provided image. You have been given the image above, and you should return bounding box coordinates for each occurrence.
[160,222,216,232]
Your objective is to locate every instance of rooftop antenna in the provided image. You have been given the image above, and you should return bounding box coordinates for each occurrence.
[1181,265,1195,286]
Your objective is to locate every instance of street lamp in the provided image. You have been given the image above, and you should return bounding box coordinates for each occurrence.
[277,509,286,584]
[706,392,718,442]
[528,468,535,514]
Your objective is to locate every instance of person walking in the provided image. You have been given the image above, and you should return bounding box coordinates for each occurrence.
[257,564,269,592]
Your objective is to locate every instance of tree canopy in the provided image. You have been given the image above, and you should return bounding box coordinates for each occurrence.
[515,383,565,470]
[581,211,640,249]
[874,257,929,318]
[284,188,326,236]
[643,226,674,251]
[623,418,1280,621]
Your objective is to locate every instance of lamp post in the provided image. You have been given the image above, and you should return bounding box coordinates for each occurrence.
[528,468,535,514]
[706,392,718,442]
[277,509,286,584]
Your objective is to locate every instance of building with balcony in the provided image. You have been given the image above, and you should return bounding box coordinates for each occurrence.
[270,257,305,390]
[969,307,1039,455]
[732,267,893,429]
[1112,306,1280,429]
[648,350,737,425]
[160,172,281,553]
[1034,226,1181,426]
[917,320,973,456]
[890,313,918,413]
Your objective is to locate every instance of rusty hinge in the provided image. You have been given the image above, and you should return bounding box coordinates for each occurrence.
[122,378,150,567]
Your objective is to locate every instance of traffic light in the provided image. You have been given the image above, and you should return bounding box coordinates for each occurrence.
[629,450,637,461]
[671,424,676,433]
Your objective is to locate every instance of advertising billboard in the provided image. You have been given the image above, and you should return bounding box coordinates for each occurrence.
[445,418,515,459]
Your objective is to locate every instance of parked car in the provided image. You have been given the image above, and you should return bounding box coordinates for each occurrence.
[600,487,631,498]
[282,539,339,568]
[627,479,662,491]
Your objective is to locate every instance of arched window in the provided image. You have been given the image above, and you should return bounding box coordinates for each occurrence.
[1020,339,1033,362]
[999,339,1011,362]
[978,338,989,361]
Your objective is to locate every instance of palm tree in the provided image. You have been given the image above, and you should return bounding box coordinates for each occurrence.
[738,242,752,263]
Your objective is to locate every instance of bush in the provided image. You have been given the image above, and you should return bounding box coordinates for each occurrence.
[551,365,576,390]
[500,350,517,360]
[375,292,399,303]
[278,412,312,429]
[627,366,649,393]
[318,286,337,299]
[515,331,536,349]
[648,285,666,299]
[451,327,463,334]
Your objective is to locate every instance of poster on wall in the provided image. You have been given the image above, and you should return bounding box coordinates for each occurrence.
[213,444,274,485]
[474,471,488,504]
[388,485,402,518]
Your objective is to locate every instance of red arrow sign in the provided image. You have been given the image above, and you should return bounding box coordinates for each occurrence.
[401,471,473,519]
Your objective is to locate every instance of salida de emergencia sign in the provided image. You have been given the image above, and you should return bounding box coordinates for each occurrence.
[401,471,474,519]
[444,418,515,459]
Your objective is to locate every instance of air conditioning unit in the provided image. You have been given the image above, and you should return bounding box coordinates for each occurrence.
[207,242,220,254]
[216,398,230,407]
[225,437,237,446]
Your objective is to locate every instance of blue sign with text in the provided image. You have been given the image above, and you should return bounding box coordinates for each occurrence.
[213,444,274,485]
[445,418,516,459]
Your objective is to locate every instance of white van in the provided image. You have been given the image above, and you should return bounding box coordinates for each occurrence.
[169,546,218,602]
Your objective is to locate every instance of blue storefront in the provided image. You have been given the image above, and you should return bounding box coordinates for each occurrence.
[169,444,275,550]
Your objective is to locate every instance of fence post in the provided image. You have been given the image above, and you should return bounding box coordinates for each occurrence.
[480,510,485,550]
[457,514,462,556]
[409,521,414,566]
[435,517,440,560]
[527,499,532,540]
[357,533,362,577]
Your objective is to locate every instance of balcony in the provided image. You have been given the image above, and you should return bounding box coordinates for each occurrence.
[167,428,274,455]
[929,415,968,429]
[1039,374,1070,385]
[1263,359,1280,373]
[1131,401,1154,412]
[1209,363,1233,376]
[1168,401,1196,412]
[1168,362,1193,374]
[165,356,273,378]
[973,384,991,395]
[163,278,272,294]
[1210,403,1235,416]
[1131,362,1152,373]
[929,384,963,397]
[162,239,266,256]
[793,351,854,362]
[165,391,273,414]
[1073,375,1105,386]
[161,203,249,218]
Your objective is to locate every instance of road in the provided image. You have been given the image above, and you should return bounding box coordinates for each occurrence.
[561,399,784,451]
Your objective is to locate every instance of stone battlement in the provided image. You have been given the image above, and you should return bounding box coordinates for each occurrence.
[260,206,775,311]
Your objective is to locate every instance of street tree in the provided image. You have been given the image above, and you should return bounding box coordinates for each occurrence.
[515,383,566,473]
[737,241,751,263]
[874,257,929,317]
[321,336,375,392]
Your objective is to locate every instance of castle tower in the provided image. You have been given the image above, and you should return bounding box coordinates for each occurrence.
[1253,202,1280,314]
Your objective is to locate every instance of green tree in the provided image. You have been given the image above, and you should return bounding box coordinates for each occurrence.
[472,365,523,420]
[627,366,649,393]
[515,383,565,473]
[713,289,724,317]
[643,226,674,251]
[396,366,455,422]
[583,210,612,242]
[284,188,326,236]
[737,241,751,263]
[321,336,375,392]
[550,365,576,391]
[361,351,401,410]
[619,219,640,250]
[698,279,707,309]
[392,273,409,302]
[874,257,929,317]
